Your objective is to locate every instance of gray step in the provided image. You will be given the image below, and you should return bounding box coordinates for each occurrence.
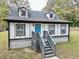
[45,42,49,45]
[44,53,54,58]
[45,50,53,54]
[44,41,48,43]
[44,56,60,59]
[45,48,52,51]
[46,43,50,46]
[45,46,51,48]
[44,39,48,42]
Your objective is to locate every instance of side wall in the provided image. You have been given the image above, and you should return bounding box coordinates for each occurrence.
[41,24,69,43]
[9,23,34,49]
[9,23,69,49]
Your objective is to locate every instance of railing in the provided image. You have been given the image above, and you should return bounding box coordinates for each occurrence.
[32,31,46,58]
[36,32,46,58]
[32,31,37,51]
[44,31,56,55]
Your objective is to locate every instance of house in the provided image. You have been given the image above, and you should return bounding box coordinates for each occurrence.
[4,1,71,49]
[4,0,71,58]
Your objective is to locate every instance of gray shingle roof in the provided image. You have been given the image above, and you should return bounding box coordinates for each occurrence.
[5,7,71,23]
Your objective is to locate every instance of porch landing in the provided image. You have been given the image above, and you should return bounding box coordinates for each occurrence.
[44,56,60,59]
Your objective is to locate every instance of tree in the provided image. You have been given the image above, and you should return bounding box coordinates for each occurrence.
[43,0,79,26]
[0,0,9,31]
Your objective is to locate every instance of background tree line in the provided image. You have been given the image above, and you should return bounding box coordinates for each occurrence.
[43,0,79,27]
[0,0,8,31]
[0,0,79,31]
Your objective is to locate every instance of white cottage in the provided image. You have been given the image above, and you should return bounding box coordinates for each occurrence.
[4,3,71,49]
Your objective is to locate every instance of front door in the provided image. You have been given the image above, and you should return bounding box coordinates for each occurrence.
[35,24,41,33]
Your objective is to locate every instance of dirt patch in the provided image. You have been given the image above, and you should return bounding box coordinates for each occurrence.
[23,48,34,53]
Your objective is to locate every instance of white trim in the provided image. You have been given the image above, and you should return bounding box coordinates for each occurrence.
[46,12,55,19]
[19,8,28,18]
[59,24,68,35]
[14,23,26,38]
[48,24,56,36]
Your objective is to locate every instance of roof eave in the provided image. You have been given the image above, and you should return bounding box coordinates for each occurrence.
[4,18,71,24]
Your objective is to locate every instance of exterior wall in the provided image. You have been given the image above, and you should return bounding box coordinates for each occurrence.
[47,24,69,36]
[47,24,69,43]
[9,23,33,48]
[52,36,68,43]
[9,23,69,49]
[10,23,34,39]
[41,24,69,43]
[10,39,31,48]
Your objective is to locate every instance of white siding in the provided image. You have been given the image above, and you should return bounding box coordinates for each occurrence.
[10,23,34,39]
[9,23,69,49]
[53,37,68,43]
[10,40,31,48]
[41,24,48,36]
[46,24,69,43]
[47,24,69,36]
[10,23,15,39]
[59,24,68,36]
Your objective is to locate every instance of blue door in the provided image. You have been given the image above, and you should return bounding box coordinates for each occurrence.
[35,24,41,33]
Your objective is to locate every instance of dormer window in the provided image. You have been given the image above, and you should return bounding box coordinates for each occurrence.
[21,10,26,16]
[18,7,28,18]
[50,13,53,18]
[46,12,54,19]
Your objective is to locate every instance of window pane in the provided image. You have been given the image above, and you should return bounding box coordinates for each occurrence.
[16,24,25,36]
[61,25,66,34]
[50,13,53,18]
[49,25,55,35]
[21,10,26,16]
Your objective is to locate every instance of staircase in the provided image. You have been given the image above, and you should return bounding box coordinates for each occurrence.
[32,31,59,59]
[44,38,54,58]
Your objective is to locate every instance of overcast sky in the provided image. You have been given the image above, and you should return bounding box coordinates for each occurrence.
[28,0,48,11]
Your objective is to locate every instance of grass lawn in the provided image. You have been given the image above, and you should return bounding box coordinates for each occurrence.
[0,31,41,59]
[56,30,79,59]
[0,30,79,59]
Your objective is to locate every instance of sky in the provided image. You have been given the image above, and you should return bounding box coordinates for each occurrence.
[28,0,48,11]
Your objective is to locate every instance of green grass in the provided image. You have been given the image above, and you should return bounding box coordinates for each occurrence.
[56,30,79,59]
[0,31,41,59]
[0,30,79,59]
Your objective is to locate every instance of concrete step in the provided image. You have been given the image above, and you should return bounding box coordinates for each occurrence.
[44,56,60,59]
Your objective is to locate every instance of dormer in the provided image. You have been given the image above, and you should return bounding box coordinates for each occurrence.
[18,7,28,18]
[46,12,54,19]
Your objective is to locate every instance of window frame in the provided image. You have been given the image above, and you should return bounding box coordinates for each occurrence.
[60,24,67,34]
[50,13,53,18]
[46,12,54,19]
[19,8,28,18]
[15,24,26,36]
[49,24,55,35]
[21,10,26,16]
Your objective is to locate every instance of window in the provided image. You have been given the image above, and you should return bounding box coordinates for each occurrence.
[16,24,25,36]
[46,12,54,19]
[49,25,55,35]
[19,7,28,17]
[21,10,26,16]
[60,24,66,34]
[50,13,53,18]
